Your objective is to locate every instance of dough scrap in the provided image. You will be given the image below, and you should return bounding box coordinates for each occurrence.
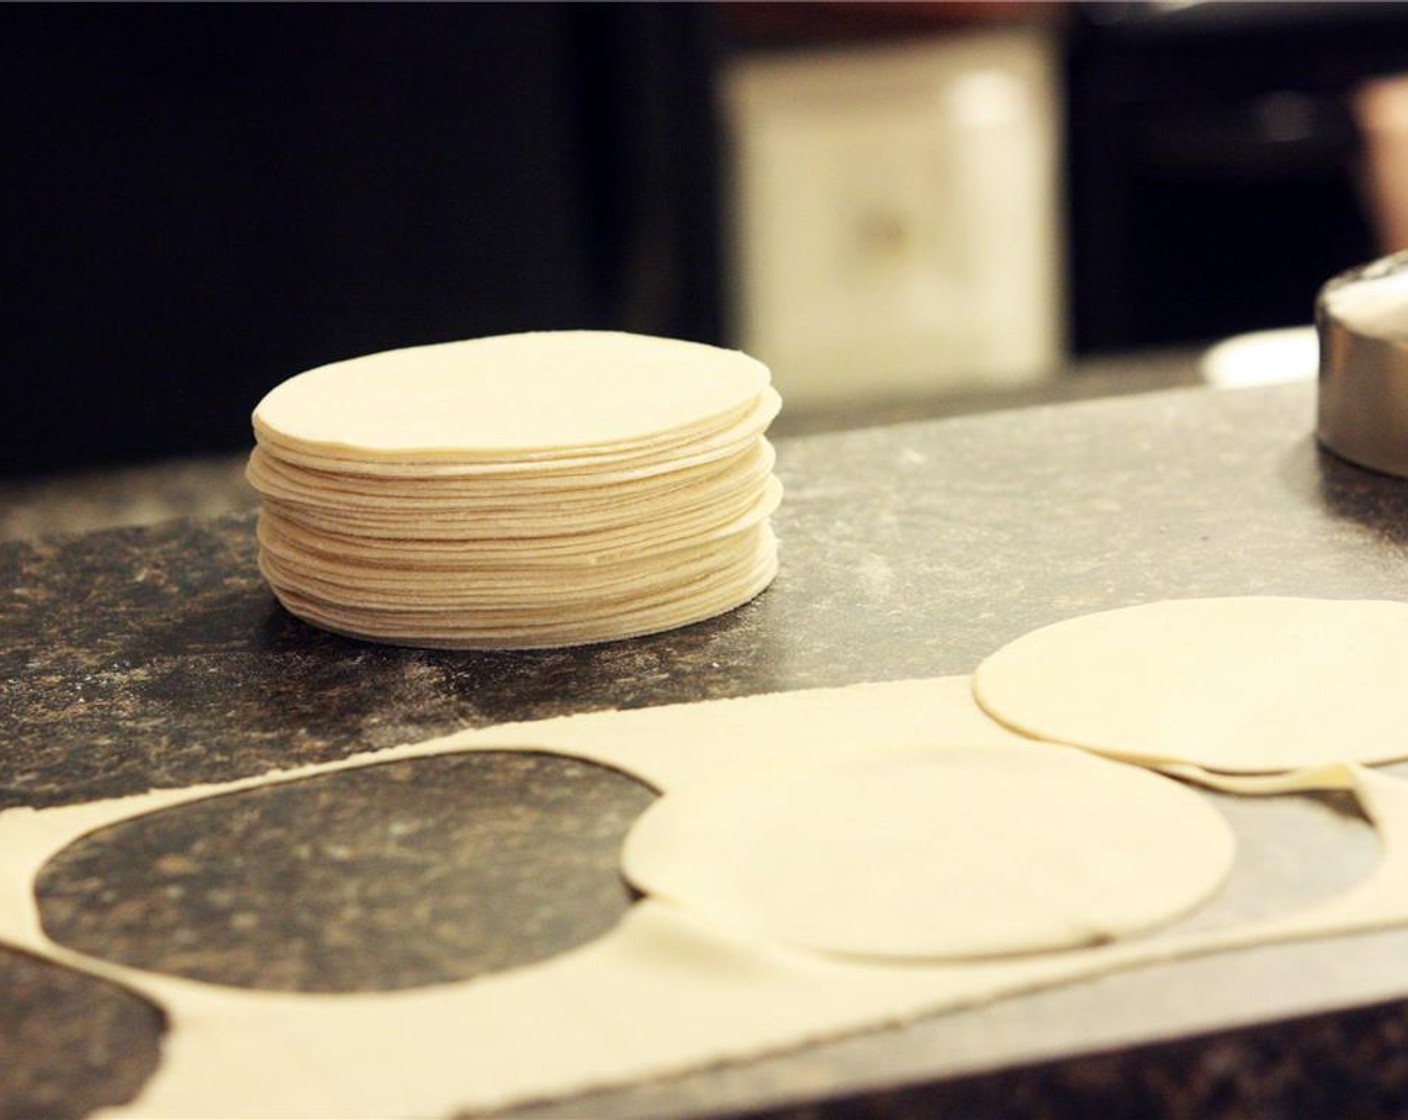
[4,677,1408,1120]
[624,743,1235,960]
[973,597,1408,773]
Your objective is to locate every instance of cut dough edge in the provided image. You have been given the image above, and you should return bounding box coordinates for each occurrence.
[244,440,777,513]
[248,335,784,650]
[249,389,780,479]
[253,332,775,460]
[5,676,1407,1120]
[621,742,1237,962]
[972,597,1408,774]
[265,541,779,650]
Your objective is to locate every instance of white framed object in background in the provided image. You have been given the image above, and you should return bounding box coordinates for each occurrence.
[725,28,1065,409]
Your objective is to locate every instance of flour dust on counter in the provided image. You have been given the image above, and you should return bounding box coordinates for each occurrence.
[6,653,1408,1119]
[245,331,783,649]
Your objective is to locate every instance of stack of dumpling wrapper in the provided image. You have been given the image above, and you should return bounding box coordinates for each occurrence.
[246,331,782,648]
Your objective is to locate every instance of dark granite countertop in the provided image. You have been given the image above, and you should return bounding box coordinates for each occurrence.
[0,347,1204,544]
[6,380,1408,1119]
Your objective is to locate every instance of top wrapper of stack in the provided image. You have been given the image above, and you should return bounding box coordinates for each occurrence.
[253,331,776,469]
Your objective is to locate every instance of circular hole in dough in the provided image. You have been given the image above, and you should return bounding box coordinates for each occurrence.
[37,752,657,993]
[0,947,165,1118]
[622,743,1235,961]
[973,597,1408,774]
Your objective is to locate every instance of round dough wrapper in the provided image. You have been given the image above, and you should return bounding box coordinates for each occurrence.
[269,537,778,649]
[253,331,772,459]
[249,331,781,649]
[253,469,778,542]
[255,476,782,560]
[622,743,1234,961]
[249,388,781,479]
[257,523,770,608]
[245,440,775,512]
[973,597,1408,774]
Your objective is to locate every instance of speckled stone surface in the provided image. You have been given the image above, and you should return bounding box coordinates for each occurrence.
[38,752,655,993]
[7,382,1408,1118]
[0,952,162,1120]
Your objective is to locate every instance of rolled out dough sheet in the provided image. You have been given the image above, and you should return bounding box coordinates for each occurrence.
[6,676,1408,1118]
[973,597,1408,773]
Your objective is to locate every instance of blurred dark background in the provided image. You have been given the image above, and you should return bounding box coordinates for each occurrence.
[1,4,722,475]
[1063,1,1408,353]
[5,2,1408,478]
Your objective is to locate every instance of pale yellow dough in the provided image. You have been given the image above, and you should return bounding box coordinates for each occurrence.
[973,597,1408,773]
[5,676,1408,1119]
[248,387,781,480]
[623,744,1235,960]
[263,531,780,650]
[243,439,776,512]
[256,471,782,545]
[253,331,771,458]
[247,332,783,648]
